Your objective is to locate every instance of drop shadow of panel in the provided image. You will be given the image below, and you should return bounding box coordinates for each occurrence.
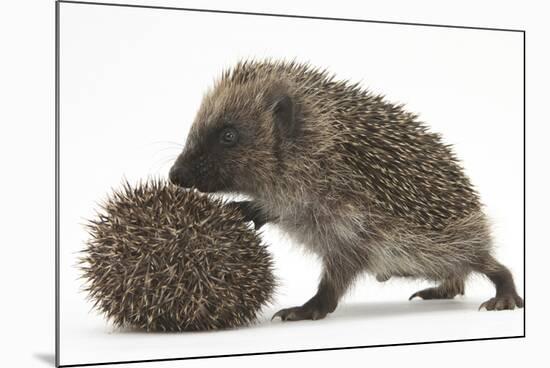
[33,353,55,366]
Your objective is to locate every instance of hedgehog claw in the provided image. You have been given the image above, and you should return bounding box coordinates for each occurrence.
[271,310,285,321]
[409,281,464,301]
[227,201,274,230]
[272,307,302,321]
[479,294,523,311]
[272,305,328,321]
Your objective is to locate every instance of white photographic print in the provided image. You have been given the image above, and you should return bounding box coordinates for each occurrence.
[56,1,524,366]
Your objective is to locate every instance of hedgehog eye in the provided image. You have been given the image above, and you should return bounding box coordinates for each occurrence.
[219,127,239,147]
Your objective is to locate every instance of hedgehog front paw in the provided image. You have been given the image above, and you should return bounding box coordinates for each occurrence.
[479,294,524,311]
[409,279,465,301]
[226,201,272,230]
[409,287,461,300]
[272,305,329,321]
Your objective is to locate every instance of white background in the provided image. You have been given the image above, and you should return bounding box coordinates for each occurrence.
[57,2,525,366]
[1,0,548,367]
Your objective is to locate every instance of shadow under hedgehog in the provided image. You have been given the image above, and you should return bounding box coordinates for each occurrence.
[169,60,523,321]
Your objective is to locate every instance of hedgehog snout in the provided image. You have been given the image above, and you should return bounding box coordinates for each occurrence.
[169,151,213,190]
[169,164,194,188]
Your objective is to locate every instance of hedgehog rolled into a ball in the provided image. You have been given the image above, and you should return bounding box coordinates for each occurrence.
[80,180,276,331]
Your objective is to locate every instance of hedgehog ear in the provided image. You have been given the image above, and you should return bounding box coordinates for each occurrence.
[270,94,296,137]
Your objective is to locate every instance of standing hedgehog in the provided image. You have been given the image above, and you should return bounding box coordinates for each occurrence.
[169,60,523,321]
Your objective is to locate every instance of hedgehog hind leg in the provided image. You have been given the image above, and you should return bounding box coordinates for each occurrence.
[474,255,524,311]
[409,278,465,301]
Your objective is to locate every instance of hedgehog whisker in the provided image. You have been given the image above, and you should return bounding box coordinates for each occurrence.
[147,155,179,174]
[147,140,185,148]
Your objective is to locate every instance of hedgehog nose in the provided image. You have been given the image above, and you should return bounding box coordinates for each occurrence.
[169,165,192,188]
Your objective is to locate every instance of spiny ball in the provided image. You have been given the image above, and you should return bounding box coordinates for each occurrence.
[80,180,276,331]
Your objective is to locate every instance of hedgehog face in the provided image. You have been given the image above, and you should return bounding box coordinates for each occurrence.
[170,80,298,196]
